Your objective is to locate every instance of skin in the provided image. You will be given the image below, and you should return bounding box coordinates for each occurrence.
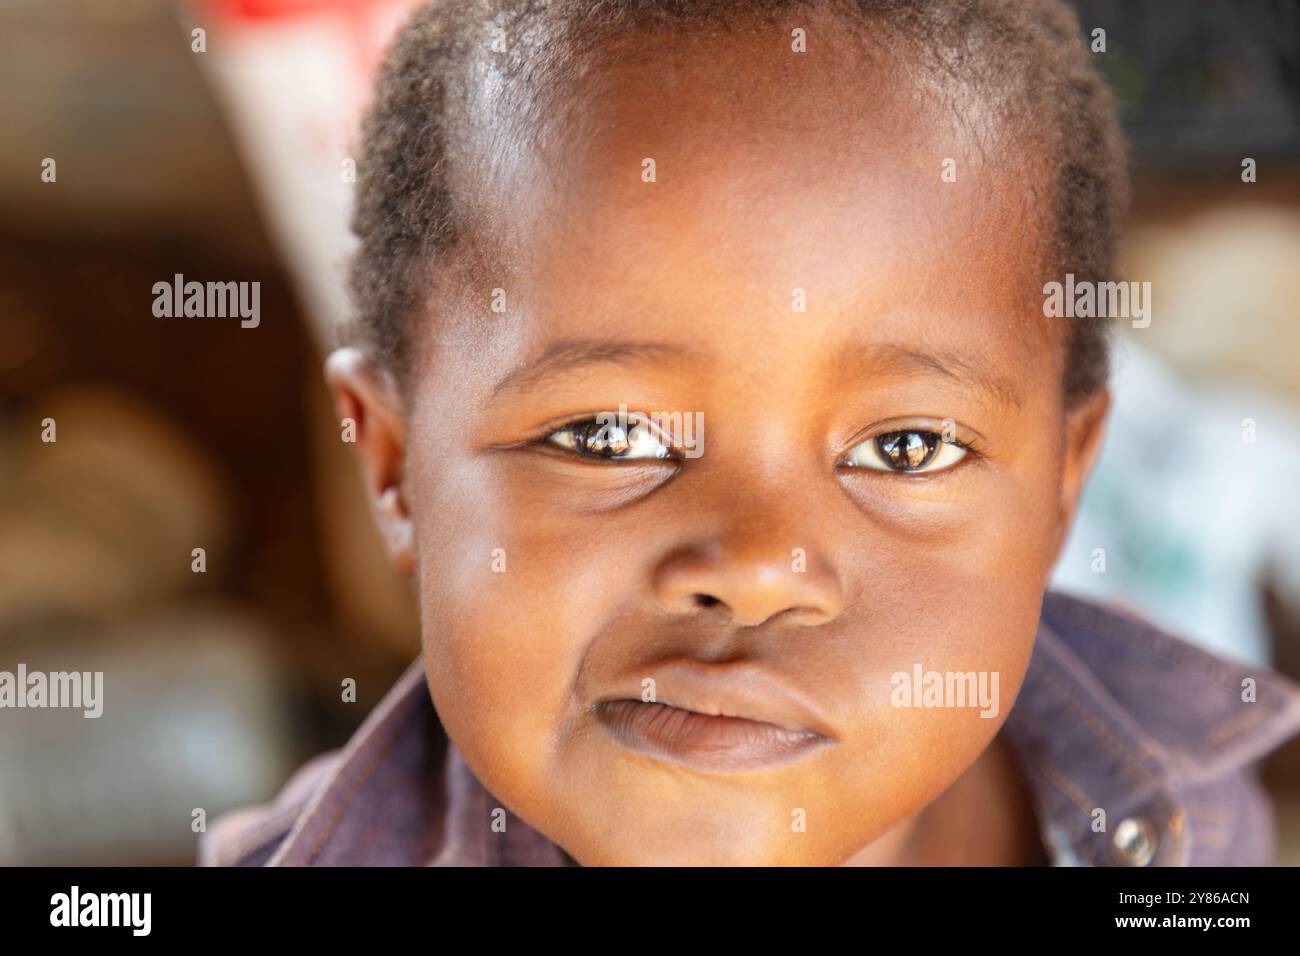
[326,18,1109,866]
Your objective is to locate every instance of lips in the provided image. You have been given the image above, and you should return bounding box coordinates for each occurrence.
[590,662,835,772]
[594,699,829,771]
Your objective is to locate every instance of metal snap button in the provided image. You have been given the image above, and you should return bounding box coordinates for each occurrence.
[1112,816,1157,866]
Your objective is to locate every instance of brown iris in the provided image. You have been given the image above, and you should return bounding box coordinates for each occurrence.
[876,431,942,471]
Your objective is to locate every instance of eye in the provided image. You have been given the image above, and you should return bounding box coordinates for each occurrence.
[545,415,676,461]
[840,429,968,474]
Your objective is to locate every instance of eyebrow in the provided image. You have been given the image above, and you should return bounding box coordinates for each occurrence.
[839,341,1025,409]
[491,334,1024,408]
[491,337,698,397]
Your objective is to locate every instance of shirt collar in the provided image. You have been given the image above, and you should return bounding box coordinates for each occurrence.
[265,660,565,866]
[1002,591,1300,865]
[267,591,1300,866]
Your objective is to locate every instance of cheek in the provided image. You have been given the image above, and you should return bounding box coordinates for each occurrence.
[811,563,1041,837]
[815,448,1060,828]
[403,445,642,783]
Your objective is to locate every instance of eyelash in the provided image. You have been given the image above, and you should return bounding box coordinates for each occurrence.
[532,415,981,476]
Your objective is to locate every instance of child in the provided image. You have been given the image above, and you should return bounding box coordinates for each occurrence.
[201,0,1300,866]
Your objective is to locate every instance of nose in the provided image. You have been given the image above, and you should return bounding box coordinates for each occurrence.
[651,533,845,627]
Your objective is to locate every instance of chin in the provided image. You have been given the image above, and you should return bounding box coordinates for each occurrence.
[561,816,836,867]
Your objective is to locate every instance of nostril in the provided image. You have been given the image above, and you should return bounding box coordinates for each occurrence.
[693,594,721,609]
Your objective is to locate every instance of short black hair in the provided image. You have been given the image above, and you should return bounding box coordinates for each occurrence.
[346,0,1128,404]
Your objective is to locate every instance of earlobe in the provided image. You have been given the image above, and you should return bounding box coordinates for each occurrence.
[377,486,416,575]
[324,347,415,575]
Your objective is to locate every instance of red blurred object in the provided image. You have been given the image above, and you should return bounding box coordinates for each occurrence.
[203,0,374,21]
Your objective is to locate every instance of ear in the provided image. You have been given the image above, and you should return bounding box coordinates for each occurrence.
[324,347,415,575]
[1055,388,1110,551]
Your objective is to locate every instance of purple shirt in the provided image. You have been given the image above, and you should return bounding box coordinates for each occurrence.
[199,591,1300,866]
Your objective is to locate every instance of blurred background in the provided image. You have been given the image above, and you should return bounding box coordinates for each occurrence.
[0,0,1298,865]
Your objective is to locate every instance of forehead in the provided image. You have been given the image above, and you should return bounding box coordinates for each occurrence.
[449,14,1054,381]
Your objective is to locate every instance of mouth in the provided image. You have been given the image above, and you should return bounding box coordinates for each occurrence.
[593,699,830,771]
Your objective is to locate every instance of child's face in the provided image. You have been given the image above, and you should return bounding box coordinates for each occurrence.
[331,25,1108,865]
